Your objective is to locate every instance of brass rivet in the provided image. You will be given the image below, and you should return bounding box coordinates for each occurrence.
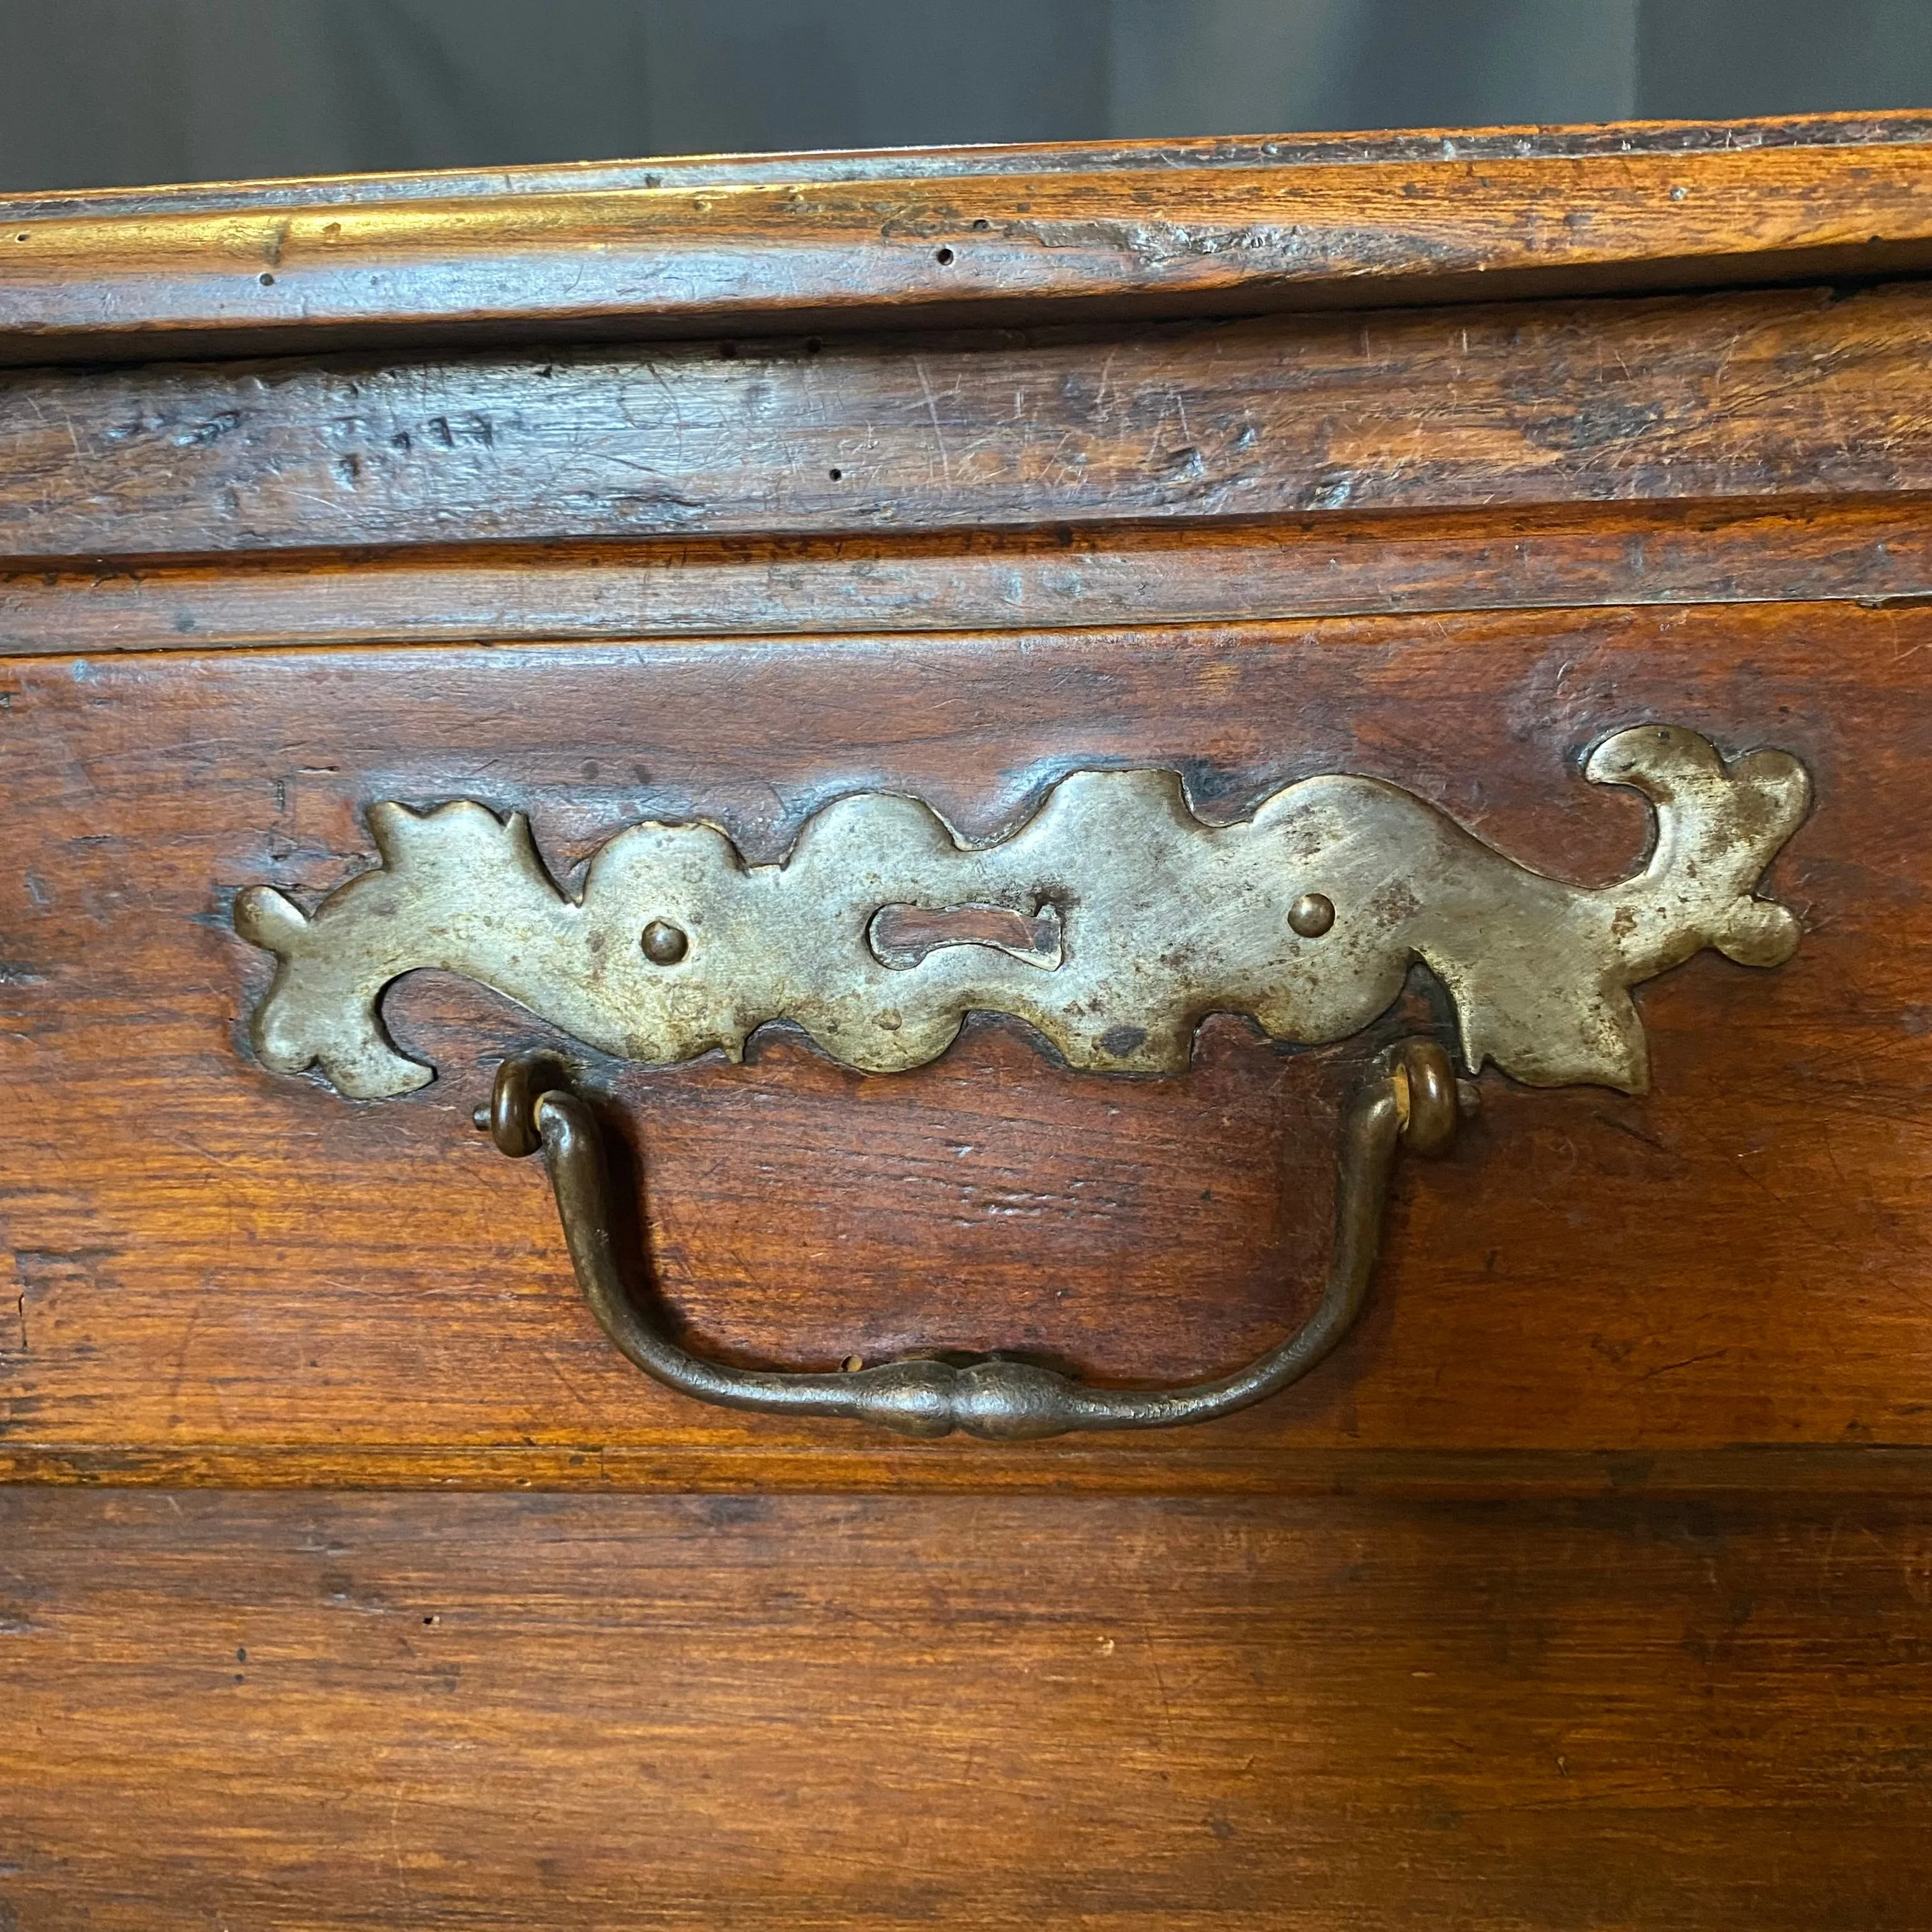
[1289,892,1335,938]
[841,1354,864,1372]
[641,919,689,965]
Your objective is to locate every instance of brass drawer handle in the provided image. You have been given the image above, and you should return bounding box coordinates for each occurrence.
[489,1039,1471,1441]
[233,724,1810,1439]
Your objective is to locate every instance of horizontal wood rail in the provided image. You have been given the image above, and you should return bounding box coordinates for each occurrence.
[3,112,1932,364]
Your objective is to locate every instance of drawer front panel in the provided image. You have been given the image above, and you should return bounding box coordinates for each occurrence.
[0,599,1920,1484]
[4,1486,1931,1931]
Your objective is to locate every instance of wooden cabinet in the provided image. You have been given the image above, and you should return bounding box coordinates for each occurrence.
[3,114,1931,1928]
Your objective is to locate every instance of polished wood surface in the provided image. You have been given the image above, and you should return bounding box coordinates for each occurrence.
[8,284,1932,560]
[0,599,1924,1488]
[6,498,1932,655]
[5,112,1932,364]
[13,107,1931,216]
[5,1487,1931,1931]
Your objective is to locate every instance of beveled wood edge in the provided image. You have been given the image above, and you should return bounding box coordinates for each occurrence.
[6,107,1929,218]
[5,1442,1931,1496]
[5,119,1932,364]
[4,498,1928,654]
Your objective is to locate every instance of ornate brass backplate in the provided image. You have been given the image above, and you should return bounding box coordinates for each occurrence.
[229,723,1811,1438]
[236,724,1808,1101]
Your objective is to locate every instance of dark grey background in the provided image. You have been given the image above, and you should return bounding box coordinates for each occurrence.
[6,0,1932,193]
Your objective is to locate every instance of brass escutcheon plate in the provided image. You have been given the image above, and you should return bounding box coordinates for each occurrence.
[234,724,1809,1100]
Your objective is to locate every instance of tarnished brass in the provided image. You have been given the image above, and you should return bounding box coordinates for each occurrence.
[490,1038,1471,1441]
[232,724,1810,1440]
[236,725,1807,1100]
[1289,891,1337,938]
[640,919,689,966]
[485,1051,571,1160]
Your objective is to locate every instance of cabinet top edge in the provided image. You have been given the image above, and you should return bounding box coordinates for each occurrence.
[7,108,1932,218]
[4,111,1932,367]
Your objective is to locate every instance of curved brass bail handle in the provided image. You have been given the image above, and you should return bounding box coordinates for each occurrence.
[491,1039,1473,1442]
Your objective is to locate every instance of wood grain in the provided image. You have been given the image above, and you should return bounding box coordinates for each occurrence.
[12,1440,1932,1499]
[10,284,1932,562]
[0,599,1926,1485]
[6,127,1932,364]
[6,498,1932,653]
[4,1486,1931,1930]
[8,107,1927,222]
